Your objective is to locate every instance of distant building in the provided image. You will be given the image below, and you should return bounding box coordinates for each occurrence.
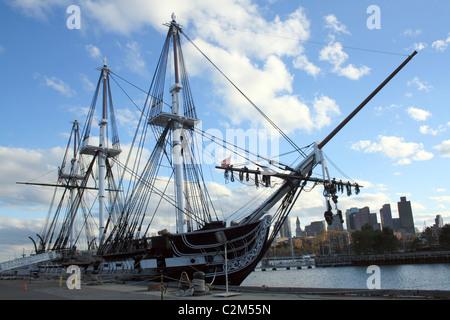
[380,203,394,230]
[278,217,291,239]
[392,218,401,232]
[328,215,344,231]
[345,207,359,230]
[295,217,303,237]
[398,196,415,236]
[354,206,370,230]
[432,214,444,237]
[435,215,444,229]
[305,221,325,236]
[345,206,379,231]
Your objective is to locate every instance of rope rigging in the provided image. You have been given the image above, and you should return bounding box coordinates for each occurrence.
[179,29,307,159]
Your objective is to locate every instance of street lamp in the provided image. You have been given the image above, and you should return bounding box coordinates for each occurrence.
[214,231,240,297]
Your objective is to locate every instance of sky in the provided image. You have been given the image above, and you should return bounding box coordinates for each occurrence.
[0,0,449,262]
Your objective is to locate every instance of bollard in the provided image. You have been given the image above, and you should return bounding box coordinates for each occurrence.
[192,271,210,296]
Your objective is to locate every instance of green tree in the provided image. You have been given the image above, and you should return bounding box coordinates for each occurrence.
[351,224,375,255]
[351,224,400,254]
[439,224,450,248]
[410,237,423,251]
[377,227,400,253]
[421,227,438,247]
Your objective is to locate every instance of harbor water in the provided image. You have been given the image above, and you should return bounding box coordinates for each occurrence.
[241,263,450,291]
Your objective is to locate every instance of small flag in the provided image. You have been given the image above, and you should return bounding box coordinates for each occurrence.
[221,156,231,167]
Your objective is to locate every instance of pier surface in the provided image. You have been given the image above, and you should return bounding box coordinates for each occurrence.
[0,279,449,300]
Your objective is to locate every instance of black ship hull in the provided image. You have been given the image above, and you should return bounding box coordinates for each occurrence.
[92,216,271,286]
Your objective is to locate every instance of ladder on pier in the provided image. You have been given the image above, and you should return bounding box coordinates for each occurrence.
[0,252,62,273]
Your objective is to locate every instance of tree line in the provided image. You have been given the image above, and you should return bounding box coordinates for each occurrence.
[351,224,450,255]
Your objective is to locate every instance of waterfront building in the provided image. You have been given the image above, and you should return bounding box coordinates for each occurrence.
[398,196,415,236]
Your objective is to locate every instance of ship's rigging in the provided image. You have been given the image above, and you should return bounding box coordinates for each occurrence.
[14,15,417,285]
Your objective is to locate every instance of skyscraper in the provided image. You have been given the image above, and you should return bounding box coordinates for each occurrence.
[380,203,394,230]
[345,207,359,230]
[279,217,291,238]
[354,206,371,230]
[435,215,444,229]
[295,217,302,236]
[397,196,415,236]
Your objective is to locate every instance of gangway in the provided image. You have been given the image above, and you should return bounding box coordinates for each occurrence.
[0,252,62,273]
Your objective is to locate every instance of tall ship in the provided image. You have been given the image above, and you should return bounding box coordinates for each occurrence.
[1,15,417,286]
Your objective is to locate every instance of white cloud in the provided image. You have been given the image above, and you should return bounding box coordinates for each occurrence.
[433,140,450,158]
[34,73,76,97]
[407,77,433,92]
[8,1,342,134]
[194,42,340,134]
[338,64,371,81]
[319,41,370,80]
[7,0,71,20]
[0,45,5,54]
[124,41,147,75]
[312,95,340,128]
[293,55,321,77]
[351,135,434,165]
[45,76,76,97]
[0,216,46,262]
[324,14,350,35]
[432,33,450,52]
[80,74,96,92]
[85,44,102,58]
[430,196,450,203]
[420,124,446,136]
[420,125,437,136]
[413,42,427,51]
[406,106,431,121]
[0,146,64,208]
[402,28,422,37]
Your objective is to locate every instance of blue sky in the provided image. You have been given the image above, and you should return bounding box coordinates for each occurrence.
[0,0,449,261]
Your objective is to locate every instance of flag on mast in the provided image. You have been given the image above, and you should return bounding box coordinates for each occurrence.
[221,156,231,167]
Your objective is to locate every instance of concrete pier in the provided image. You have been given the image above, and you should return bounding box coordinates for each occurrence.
[1,279,449,300]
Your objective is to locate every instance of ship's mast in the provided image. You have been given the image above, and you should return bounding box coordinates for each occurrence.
[98,58,108,244]
[69,120,79,248]
[170,13,186,234]
[79,58,121,247]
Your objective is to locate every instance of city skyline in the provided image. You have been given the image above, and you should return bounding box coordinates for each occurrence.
[295,195,446,237]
